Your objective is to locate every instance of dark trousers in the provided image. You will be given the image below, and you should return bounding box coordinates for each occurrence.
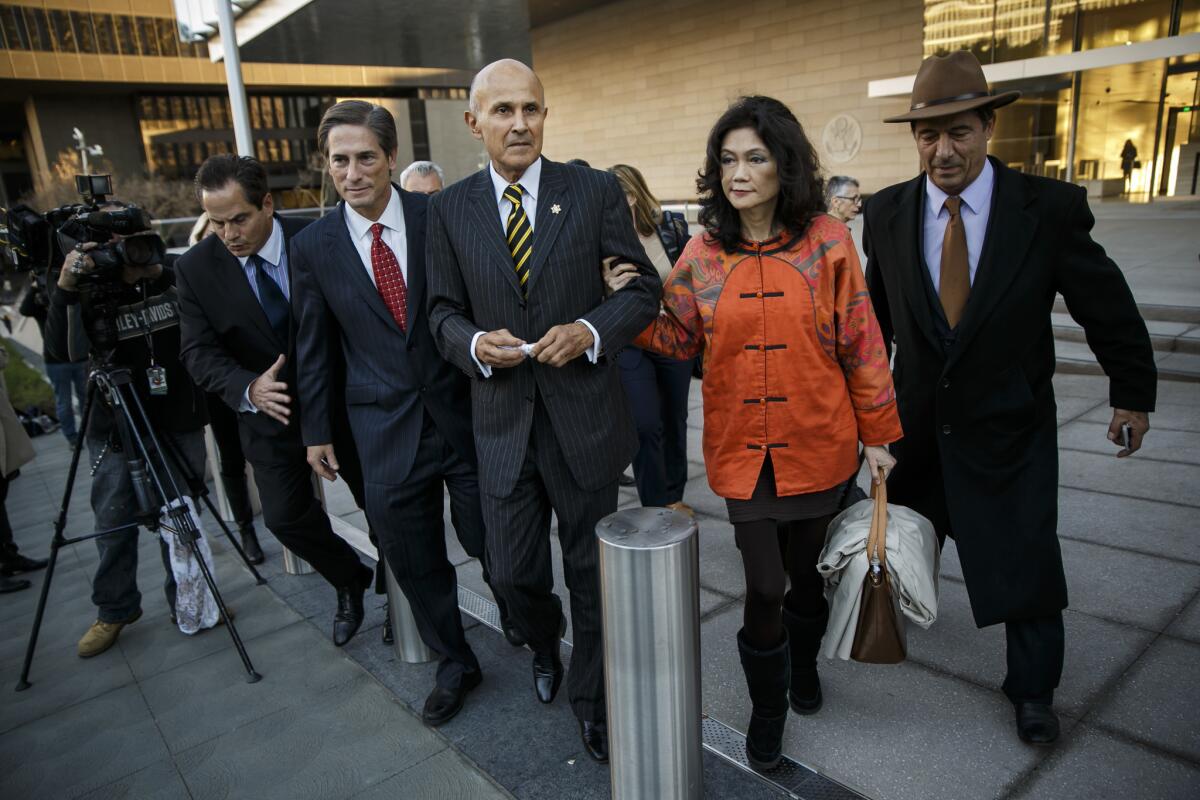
[247,442,367,590]
[617,347,692,506]
[205,393,253,528]
[366,413,483,689]
[482,398,615,722]
[86,430,206,622]
[1002,614,1064,705]
[903,457,1065,705]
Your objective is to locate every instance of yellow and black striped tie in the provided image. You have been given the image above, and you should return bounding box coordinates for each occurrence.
[504,183,532,294]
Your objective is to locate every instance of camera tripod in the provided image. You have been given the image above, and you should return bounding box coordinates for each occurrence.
[15,364,266,691]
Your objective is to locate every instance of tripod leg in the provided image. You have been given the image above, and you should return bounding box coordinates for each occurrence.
[16,382,97,691]
[166,506,261,683]
[198,492,267,585]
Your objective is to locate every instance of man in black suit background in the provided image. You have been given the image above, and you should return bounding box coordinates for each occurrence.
[177,154,372,647]
[426,59,662,762]
[863,52,1157,746]
[291,101,490,726]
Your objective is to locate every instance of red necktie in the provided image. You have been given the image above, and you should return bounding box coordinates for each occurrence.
[370,222,407,333]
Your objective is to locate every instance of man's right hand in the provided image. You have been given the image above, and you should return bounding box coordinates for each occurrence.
[248,354,290,424]
[475,329,528,369]
[307,443,339,481]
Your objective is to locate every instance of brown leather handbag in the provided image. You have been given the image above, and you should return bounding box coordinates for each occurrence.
[850,471,907,664]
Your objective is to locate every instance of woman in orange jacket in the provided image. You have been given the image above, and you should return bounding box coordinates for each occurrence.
[607,96,903,770]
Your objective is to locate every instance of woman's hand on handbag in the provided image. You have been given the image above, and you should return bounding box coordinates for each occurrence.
[863,445,896,483]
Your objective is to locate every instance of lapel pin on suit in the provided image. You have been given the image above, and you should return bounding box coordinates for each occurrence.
[551,204,562,215]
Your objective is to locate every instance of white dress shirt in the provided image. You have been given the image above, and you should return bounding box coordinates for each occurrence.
[471,157,600,377]
[923,157,994,292]
[344,185,408,284]
[236,218,288,299]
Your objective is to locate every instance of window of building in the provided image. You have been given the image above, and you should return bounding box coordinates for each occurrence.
[93,14,117,55]
[0,5,29,50]
[924,0,1179,62]
[114,15,136,55]
[155,18,178,57]
[137,18,158,56]
[22,7,52,51]
[71,11,96,54]
[48,9,75,53]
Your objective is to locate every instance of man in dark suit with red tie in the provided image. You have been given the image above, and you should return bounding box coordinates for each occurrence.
[290,101,495,727]
[177,154,373,647]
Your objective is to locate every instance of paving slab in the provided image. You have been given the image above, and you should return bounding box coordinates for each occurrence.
[76,757,192,800]
[1090,636,1200,762]
[1050,372,1111,399]
[173,673,448,800]
[1057,487,1200,564]
[138,621,362,754]
[1008,724,1200,800]
[1165,594,1200,644]
[0,637,135,736]
[0,684,171,800]
[1056,394,1106,424]
[119,571,304,682]
[1058,447,1200,507]
[698,605,1048,800]
[906,580,1154,716]
[353,748,513,800]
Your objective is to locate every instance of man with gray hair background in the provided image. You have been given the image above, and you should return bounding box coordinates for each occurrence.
[825,175,862,224]
[399,160,445,195]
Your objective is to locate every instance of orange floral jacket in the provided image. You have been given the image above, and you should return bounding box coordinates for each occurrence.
[634,216,902,500]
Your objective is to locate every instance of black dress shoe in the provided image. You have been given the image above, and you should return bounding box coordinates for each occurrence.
[422,670,482,726]
[501,616,526,648]
[1015,702,1060,745]
[239,527,264,565]
[0,575,31,593]
[532,648,563,704]
[381,605,394,645]
[579,719,609,763]
[332,579,367,647]
[1,553,47,576]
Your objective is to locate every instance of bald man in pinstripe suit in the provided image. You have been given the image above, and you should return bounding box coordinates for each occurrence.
[426,60,661,763]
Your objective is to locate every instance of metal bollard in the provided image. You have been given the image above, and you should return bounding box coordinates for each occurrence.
[384,561,436,663]
[598,507,703,800]
[282,548,314,575]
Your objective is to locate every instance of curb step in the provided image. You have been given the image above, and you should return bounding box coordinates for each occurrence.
[1051,301,1200,383]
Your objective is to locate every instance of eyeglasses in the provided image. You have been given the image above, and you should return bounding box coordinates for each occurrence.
[835,195,863,205]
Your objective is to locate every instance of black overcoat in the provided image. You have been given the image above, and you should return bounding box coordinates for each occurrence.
[863,157,1156,627]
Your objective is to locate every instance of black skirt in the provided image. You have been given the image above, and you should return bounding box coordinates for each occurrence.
[725,454,849,524]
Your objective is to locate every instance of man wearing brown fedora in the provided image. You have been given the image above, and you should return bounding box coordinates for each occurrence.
[863,50,1157,745]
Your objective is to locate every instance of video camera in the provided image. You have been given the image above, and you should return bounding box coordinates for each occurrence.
[47,175,169,356]
[49,175,167,280]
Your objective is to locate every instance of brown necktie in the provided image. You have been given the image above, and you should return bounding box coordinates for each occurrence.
[939,196,970,328]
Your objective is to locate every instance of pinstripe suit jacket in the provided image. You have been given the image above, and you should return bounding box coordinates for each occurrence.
[426,158,662,497]
[292,187,475,485]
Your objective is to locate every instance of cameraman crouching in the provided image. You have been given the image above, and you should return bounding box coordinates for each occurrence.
[48,206,209,658]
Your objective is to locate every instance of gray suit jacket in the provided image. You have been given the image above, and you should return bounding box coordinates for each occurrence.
[426,158,662,497]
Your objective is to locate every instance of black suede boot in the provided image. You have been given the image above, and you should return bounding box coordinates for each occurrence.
[737,628,790,771]
[782,595,829,715]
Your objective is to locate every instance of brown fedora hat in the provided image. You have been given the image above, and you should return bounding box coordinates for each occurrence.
[884,50,1020,123]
